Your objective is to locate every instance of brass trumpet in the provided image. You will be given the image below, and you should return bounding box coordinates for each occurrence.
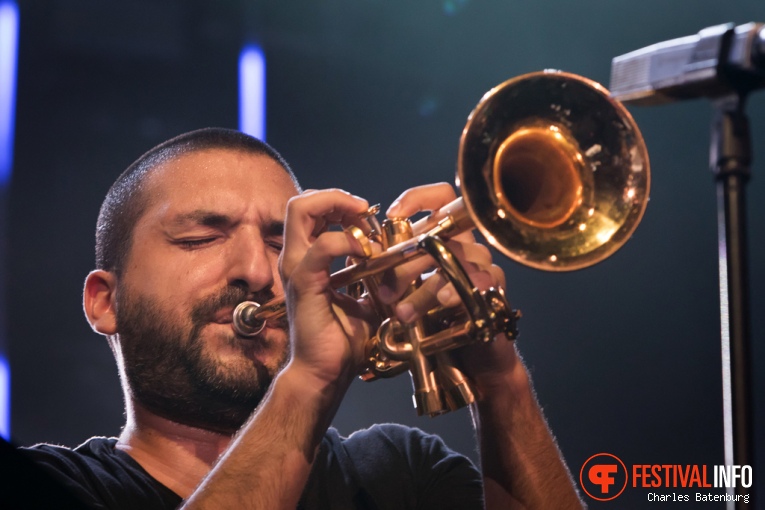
[233,70,650,416]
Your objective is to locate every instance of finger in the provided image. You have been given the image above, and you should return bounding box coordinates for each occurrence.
[297,189,371,237]
[392,274,445,323]
[445,240,492,269]
[387,184,479,249]
[489,264,506,289]
[281,190,369,277]
[441,240,506,291]
[376,252,437,303]
[393,269,475,322]
[285,189,368,243]
[376,237,493,304]
[394,260,507,323]
[386,182,456,219]
[433,262,506,303]
[282,230,368,287]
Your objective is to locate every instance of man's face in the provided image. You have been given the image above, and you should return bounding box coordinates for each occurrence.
[114,148,298,433]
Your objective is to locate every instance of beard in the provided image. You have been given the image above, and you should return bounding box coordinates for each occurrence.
[114,283,288,434]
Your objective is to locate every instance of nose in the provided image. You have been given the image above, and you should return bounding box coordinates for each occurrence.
[227,232,276,293]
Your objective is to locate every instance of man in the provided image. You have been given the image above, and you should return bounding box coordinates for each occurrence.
[23,128,583,509]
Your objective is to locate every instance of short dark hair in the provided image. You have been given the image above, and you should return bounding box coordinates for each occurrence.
[95,127,299,275]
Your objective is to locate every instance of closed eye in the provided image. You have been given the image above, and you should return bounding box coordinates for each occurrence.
[175,237,218,249]
[266,239,284,253]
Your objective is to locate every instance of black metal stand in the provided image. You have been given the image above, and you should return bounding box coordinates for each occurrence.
[709,94,754,510]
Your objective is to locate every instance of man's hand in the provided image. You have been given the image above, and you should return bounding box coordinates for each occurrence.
[379,182,520,395]
[279,188,378,389]
[379,182,584,509]
[184,188,384,510]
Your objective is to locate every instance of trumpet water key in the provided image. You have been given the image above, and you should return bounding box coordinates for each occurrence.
[233,70,650,416]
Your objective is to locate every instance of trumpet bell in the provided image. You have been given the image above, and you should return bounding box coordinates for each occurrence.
[459,70,650,271]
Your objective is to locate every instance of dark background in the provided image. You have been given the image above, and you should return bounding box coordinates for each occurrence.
[6,1,765,508]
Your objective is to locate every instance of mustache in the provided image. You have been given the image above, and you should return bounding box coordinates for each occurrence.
[191,285,277,326]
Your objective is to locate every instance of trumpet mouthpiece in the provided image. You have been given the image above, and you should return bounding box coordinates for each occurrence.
[232,301,266,337]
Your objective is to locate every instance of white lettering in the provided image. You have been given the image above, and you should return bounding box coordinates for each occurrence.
[696,492,751,504]
[719,465,731,487]
[741,465,752,488]
[714,465,754,488]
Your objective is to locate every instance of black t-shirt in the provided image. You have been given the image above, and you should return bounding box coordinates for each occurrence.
[22,424,484,510]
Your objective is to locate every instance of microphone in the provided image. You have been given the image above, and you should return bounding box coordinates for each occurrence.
[610,22,765,105]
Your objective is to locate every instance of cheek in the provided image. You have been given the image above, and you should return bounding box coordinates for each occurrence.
[128,252,230,310]
[179,261,225,286]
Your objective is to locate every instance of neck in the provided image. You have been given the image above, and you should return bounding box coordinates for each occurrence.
[117,399,235,499]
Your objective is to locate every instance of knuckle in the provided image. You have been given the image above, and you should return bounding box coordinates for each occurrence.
[475,243,491,260]
[432,182,456,197]
[285,194,306,214]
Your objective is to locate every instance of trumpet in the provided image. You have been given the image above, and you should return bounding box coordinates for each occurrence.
[233,70,650,416]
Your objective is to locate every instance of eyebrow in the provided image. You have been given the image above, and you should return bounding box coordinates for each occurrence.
[170,210,234,229]
[263,220,284,237]
[169,210,285,236]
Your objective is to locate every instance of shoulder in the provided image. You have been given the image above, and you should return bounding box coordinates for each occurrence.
[24,437,122,488]
[21,437,181,510]
[26,437,118,466]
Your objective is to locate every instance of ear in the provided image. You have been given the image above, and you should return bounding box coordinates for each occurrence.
[83,270,118,336]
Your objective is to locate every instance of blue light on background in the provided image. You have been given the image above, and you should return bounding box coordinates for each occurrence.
[0,0,19,440]
[239,45,266,140]
[0,0,18,186]
[0,357,8,438]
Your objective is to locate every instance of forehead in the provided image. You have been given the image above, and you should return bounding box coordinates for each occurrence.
[144,148,299,216]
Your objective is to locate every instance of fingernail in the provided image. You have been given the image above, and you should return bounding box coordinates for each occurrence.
[437,286,454,304]
[387,199,401,215]
[396,303,415,323]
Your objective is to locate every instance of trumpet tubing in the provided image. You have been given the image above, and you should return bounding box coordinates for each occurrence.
[233,70,650,416]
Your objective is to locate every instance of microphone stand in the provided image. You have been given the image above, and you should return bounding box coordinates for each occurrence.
[610,23,765,507]
[709,93,754,509]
